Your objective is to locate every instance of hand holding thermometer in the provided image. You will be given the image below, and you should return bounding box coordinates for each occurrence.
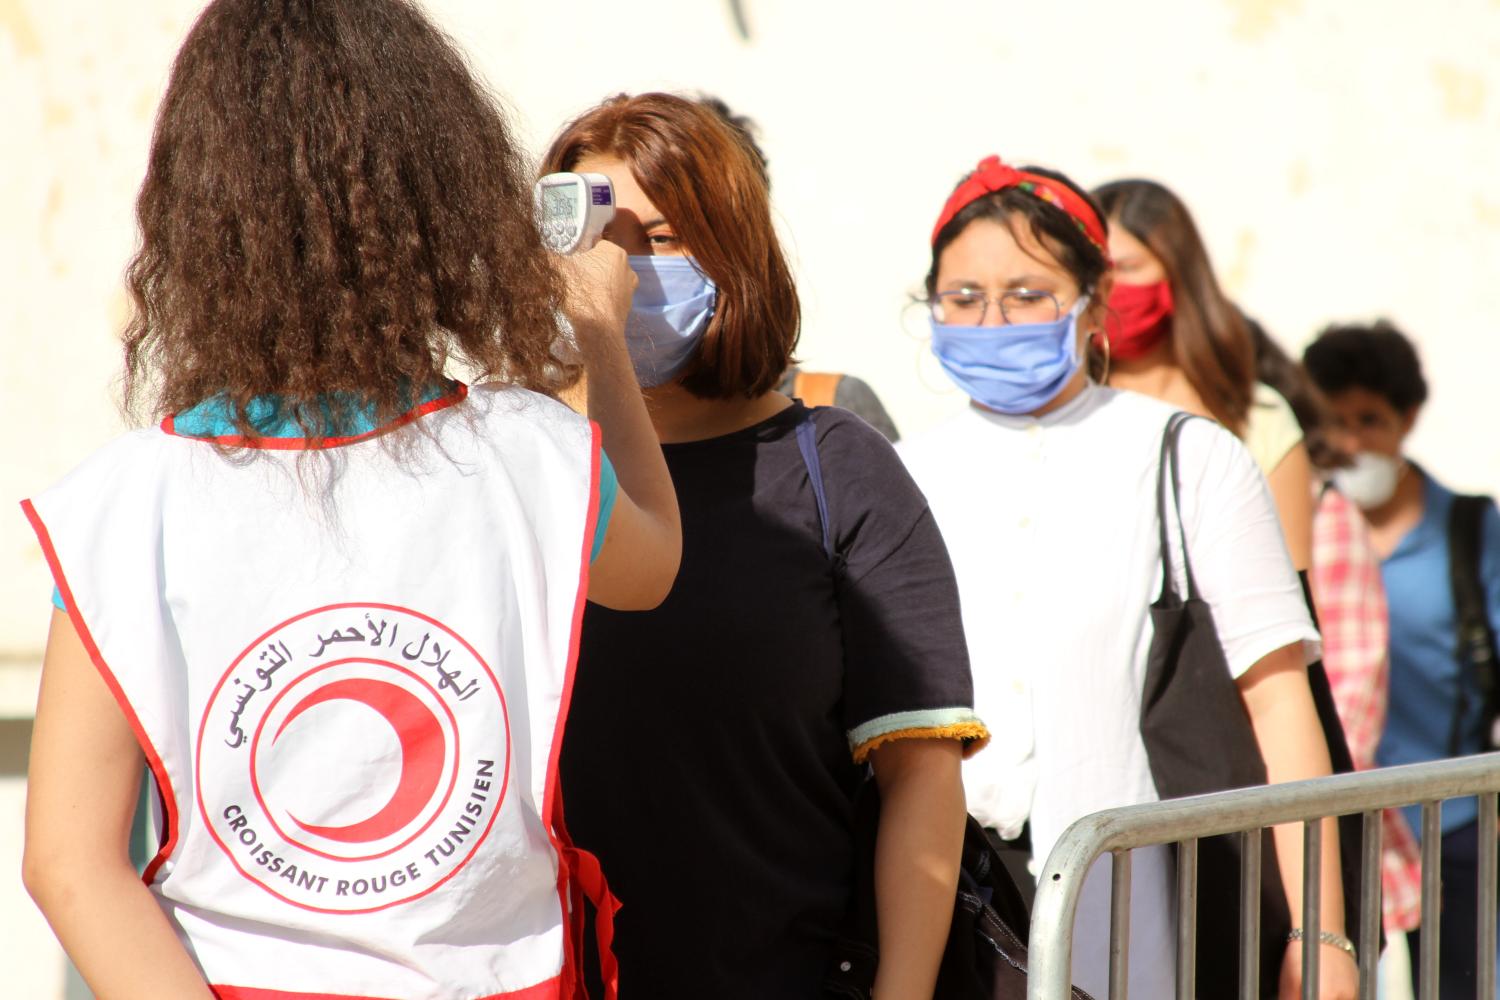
[535,172,615,254]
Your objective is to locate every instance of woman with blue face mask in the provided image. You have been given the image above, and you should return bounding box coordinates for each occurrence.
[539,93,988,999]
[897,157,1357,1000]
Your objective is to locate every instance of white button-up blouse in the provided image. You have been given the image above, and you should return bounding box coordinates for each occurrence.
[900,383,1319,995]
[899,383,1320,865]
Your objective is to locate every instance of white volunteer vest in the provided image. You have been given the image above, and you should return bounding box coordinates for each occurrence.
[23,384,604,1000]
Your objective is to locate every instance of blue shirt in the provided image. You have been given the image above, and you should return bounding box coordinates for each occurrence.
[52,389,617,610]
[1376,469,1500,836]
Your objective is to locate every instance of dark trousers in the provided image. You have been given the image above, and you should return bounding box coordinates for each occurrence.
[1407,818,1500,998]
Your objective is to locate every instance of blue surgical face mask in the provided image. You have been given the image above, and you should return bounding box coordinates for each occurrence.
[625,256,717,388]
[929,296,1090,415]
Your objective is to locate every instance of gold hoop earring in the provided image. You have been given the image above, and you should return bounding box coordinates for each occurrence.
[1091,330,1111,385]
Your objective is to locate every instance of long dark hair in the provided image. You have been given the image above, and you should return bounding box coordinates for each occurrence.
[123,0,568,443]
[1093,179,1255,435]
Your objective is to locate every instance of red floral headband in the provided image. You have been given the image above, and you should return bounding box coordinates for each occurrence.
[931,155,1110,262]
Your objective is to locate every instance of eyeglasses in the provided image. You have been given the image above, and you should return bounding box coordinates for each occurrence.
[928,288,1064,327]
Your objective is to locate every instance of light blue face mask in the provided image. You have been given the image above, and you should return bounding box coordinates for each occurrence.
[929,296,1090,415]
[625,256,717,388]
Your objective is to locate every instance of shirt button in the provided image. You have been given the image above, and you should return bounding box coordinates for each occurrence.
[1011,679,1027,694]
[1019,516,1031,529]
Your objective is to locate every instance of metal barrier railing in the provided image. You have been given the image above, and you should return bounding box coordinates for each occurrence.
[1027,752,1500,1000]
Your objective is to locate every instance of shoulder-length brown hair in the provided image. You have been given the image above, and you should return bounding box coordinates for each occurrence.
[1093,179,1255,436]
[123,0,568,441]
[541,93,799,399]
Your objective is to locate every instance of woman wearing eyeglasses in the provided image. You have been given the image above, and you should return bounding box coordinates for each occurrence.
[544,93,988,999]
[897,157,1356,1000]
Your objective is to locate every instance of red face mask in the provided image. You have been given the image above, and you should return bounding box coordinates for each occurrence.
[1105,280,1174,361]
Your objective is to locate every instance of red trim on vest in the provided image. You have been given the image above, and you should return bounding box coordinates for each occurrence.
[557,832,620,999]
[160,384,470,451]
[20,499,181,885]
[543,421,600,849]
[210,974,562,1000]
[543,422,622,1000]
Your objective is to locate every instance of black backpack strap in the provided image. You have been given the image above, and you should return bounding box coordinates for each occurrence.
[1448,494,1499,754]
[1156,412,1202,603]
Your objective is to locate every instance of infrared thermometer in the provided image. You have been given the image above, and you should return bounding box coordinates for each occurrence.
[535,172,615,254]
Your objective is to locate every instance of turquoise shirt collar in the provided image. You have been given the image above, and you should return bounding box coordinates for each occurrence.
[166,381,463,445]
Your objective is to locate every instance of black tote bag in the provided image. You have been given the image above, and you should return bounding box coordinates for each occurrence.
[1140,413,1368,998]
[823,778,1097,1000]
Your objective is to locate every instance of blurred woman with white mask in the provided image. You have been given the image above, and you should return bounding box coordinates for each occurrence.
[1305,321,1500,997]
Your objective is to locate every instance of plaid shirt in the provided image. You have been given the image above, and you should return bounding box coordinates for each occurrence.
[1310,487,1421,932]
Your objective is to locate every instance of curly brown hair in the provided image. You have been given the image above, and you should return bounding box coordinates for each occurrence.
[123,0,569,442]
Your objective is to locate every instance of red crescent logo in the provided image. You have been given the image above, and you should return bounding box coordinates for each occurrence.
[274,678,446,844]
[198,602,510,914]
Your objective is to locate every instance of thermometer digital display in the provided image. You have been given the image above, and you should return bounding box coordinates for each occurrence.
[534,172,615,255]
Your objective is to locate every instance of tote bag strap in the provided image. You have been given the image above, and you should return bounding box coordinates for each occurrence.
[1155,412,1202,602]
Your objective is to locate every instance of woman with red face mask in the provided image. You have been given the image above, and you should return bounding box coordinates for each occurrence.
[1093,179,1316,572]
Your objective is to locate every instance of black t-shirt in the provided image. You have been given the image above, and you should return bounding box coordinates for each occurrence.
[561,402,975,999]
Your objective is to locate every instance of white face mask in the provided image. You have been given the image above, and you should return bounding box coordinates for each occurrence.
[1332,451,1404,510]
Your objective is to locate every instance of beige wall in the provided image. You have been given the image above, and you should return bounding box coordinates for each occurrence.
[4,0,1499,993]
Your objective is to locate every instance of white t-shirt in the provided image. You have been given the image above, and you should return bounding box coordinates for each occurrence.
[899,383,1318,997]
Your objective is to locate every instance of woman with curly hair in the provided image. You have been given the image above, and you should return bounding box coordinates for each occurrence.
[19,2,679,998]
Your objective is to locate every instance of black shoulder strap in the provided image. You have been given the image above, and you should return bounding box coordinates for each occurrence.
[1449,494,1499,752]
[1156,412,1201,602]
